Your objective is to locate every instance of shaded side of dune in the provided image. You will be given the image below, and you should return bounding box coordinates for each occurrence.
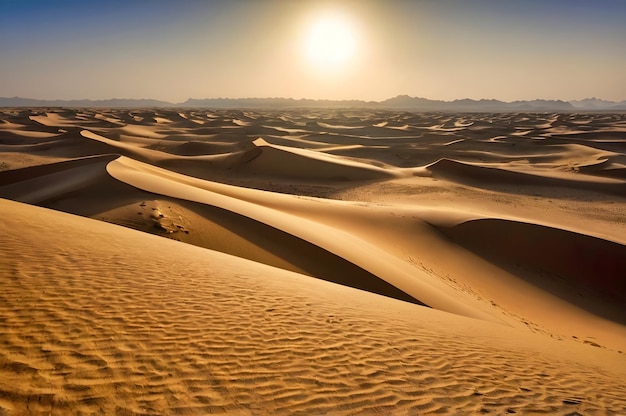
[0,154,118,186]
[80,129,396,183]
[237,138,397,181]
[439,218,626,322]
[427,158,626,196]
[0,128,123,159]
[2,199,625,415]
[0,155,125,208]
[0,156,420,306]
[168,200,422,305]
[578,158,626,179]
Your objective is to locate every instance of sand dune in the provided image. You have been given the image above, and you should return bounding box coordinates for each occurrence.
[239,138,397,181]
[442,218,626,303]
[1,199,626,415]
[1,108,626,414]
[425,158,626,196]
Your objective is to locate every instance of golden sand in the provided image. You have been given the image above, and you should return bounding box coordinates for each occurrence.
[1,108,625,414]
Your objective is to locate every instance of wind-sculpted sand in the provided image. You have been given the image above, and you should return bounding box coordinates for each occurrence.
[1,108,625,414]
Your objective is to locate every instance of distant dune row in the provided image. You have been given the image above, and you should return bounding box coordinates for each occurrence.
[1,108,625,414]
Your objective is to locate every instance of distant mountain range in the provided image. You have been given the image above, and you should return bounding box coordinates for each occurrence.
[0,97,173,108]
[1,95,625,112]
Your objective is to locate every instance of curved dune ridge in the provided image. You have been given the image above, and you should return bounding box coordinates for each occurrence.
[1,199,625,415]
[426,158,626,196]
[1,108,626,414]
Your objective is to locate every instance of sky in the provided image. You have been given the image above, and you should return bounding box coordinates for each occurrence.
[1,0,625,102]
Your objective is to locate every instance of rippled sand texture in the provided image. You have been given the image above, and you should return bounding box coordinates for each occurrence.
[1,109,626,415]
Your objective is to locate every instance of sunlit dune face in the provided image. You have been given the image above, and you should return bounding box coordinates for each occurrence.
[302,13,358,74]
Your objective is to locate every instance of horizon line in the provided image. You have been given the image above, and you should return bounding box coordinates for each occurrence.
[3,95,626,104]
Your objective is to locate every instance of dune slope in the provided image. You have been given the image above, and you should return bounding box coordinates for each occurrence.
[1,199,625,415]
[1,108,626,414]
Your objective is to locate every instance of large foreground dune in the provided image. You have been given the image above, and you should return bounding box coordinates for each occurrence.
[1,108,625,414]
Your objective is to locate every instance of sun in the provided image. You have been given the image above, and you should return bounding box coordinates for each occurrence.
[303,13,357,73]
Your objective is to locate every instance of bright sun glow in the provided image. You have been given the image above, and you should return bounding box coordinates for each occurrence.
[303,13,357,73]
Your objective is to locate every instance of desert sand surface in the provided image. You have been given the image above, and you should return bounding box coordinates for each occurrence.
[1,108,625,415]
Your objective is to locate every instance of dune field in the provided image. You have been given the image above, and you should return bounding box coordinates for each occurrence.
[1,107,625,415]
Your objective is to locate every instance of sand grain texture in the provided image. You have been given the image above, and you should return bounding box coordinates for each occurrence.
[1,108,626,415]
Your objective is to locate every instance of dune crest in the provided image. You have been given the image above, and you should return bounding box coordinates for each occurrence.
[1,199,626,415]
[1,108,626,414]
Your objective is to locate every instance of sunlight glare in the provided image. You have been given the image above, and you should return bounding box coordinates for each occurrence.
[303,12,358,74]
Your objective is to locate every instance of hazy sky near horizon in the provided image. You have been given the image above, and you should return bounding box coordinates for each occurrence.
[1,0,625,102]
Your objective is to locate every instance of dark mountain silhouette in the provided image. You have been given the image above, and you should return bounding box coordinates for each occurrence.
[1,95,624,111]
[0,97,172,108]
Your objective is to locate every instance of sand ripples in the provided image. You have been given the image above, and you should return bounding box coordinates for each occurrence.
[1,108,626,414]
[1,201,625,414]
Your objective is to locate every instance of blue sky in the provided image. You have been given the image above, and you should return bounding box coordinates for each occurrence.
[1,0,625,102]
